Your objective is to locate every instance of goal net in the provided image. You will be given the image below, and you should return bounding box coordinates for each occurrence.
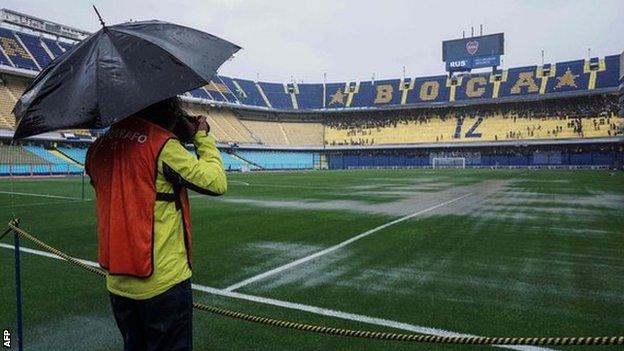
[432,157,466,169]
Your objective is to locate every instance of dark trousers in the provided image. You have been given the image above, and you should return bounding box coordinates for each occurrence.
[109,279,193,351]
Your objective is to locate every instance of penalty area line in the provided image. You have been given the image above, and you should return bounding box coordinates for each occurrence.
[223,192,474,292]
[0,242,552,351]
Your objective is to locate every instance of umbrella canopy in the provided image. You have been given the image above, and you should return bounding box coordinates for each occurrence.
[12,20,240,139]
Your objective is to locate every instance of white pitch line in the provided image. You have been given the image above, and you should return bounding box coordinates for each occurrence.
[0,243,553,351]
[0,243,99,268]
[224,192,474,292]
[0,190,88,201]
[228,180,251,186]
[0,199,85,210]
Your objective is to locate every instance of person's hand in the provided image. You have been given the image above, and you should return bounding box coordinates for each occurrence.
[196,115,210,134]
[173,115,196,143]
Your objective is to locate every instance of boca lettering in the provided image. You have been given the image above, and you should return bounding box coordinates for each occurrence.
[374,84,393,104]
[465,77,487,98]
[510,72,539,94]
[419,81,439,101]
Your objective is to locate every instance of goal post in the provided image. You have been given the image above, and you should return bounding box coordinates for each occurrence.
[432,157,466,169]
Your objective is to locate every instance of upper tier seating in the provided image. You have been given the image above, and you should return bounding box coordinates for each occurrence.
[15,32,52,68]
[1,25,619,111]
[40,37,65,57]
[0,27,39,70]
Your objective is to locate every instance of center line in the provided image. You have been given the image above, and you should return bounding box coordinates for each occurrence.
[223,192,474,292]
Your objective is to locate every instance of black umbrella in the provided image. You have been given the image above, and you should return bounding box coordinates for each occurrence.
[12,16,240,139]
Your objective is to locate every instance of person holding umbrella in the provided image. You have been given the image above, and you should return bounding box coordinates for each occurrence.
[86,96,225,351]
[12,15,240,351]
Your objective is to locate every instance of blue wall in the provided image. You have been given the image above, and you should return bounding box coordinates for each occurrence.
[328,151,619,169]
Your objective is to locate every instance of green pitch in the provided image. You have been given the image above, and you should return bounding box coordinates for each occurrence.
[0,169,623,350]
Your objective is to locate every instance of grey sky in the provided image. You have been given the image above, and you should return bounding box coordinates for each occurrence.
[2,0,623,83]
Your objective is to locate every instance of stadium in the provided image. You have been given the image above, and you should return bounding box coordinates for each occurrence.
[1,3,623,351]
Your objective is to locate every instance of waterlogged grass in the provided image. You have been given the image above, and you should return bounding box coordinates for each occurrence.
[0,168,623,350]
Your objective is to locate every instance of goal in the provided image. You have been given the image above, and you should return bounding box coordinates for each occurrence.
[432,157,466,169]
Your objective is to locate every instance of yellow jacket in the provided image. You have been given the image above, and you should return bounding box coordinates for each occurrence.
[106,131,226,299]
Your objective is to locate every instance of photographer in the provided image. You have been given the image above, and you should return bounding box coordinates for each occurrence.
[85,96,227,351]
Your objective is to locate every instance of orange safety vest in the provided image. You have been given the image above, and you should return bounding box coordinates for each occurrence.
[86,116,192,278]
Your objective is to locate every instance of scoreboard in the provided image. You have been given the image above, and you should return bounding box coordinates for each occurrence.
[443,33,504,73]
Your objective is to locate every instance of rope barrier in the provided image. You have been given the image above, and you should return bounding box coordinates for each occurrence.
[4,219,624,346]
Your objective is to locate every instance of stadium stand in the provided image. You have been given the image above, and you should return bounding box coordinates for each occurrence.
[14,32,53,68]
[0,144,48,164]
[57,41,73,52]
[235,150,317,169]
[40,37,65,57]
[239,120,289,145]
[0,19,622,171]
[281,122,324,146]
[0,27,39,70]
[0,75,29,130]
[324,95,623,145]
[184,104,257,143]
[0,75,32,130]
[57,146,88,165]
[220,151,257,171]
[23,145,82,173]
[0,85,16,129]
[237,119,325,146]
[0,144,85,175]
[0,23,620,110]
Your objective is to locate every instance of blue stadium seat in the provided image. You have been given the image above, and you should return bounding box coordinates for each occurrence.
[189,88,210,99]
[40,37,65,58]
[57,147,88,164]
[235,150,317,169]
[0,28,39,70]
[15,32,52,68]
[228,78,268,107]
[296,83,323,109]
[258,82,292,109]
[220,151,257,171]
[212,76,239,103]
[0,47,11,67]
[23,145,82,174]
[57,41,74,52]
[595,55,620,89]
[545,60,587,93]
